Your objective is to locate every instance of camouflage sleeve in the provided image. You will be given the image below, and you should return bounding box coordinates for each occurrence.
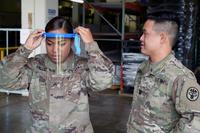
[83,41,113,91]
[171,75,200,133]
[0,45,32,90]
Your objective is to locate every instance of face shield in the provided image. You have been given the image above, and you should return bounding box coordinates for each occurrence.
[43,33,81,75]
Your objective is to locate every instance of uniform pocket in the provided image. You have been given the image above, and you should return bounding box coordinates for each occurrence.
[30,78,48,104]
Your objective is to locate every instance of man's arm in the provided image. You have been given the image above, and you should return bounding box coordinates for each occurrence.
[171,76,200,133]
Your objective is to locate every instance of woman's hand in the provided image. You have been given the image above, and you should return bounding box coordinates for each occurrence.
[74,26,94,44]
[24,29,44,50]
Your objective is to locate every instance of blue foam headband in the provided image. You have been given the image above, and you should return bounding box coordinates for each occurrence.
[43,33,81,55]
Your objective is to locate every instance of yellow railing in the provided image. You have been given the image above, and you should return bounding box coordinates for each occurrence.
[0,47,18,60]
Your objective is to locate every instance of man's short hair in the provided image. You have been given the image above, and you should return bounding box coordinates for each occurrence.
[147,14,179,47]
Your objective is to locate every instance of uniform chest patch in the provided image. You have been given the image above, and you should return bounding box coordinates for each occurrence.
[186,87,199,101]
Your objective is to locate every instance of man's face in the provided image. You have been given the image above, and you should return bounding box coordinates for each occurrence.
[46,29,72,64]
[140,20,162,56]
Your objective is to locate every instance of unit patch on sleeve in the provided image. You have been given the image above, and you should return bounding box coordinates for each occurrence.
[186,87,199,101]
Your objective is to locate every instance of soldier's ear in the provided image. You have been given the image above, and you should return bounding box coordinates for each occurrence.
[160,32,167,45]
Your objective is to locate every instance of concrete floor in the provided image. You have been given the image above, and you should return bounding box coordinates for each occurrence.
[0,89,132,133]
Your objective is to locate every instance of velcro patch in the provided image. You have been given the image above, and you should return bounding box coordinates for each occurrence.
[186,87,199,101]
[176,77,200,113]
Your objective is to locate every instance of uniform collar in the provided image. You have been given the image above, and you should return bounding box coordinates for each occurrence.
[139,52,175,76]
[44,52,75,73]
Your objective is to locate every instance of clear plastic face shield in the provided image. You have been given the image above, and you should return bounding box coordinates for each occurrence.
[43,33,81,75]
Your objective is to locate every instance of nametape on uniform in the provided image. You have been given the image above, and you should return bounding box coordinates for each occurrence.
[43,33,81,55]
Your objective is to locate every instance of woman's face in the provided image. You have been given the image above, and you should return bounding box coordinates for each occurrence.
[46,28,72,64]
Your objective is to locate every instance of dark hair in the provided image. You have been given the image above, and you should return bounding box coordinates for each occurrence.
[146,12,178,47]
[45,16,73,33]
[146,2,181,47]
[150,18,178,47]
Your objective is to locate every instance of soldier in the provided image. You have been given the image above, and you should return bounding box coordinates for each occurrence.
[0,16,113,132]
[127,14,200,132]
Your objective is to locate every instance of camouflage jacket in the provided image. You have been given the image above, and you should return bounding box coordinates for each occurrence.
[0,42,113,133]
[127,53,200,133]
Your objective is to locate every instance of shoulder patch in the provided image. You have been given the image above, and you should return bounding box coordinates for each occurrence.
[186,87,199,101]
[175,76,200,113]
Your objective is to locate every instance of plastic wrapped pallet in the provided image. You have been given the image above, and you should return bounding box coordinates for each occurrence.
[122,53,148,87]
[112,64,121,85]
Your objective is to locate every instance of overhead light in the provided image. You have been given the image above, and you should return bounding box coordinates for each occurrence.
[70,0,84,3]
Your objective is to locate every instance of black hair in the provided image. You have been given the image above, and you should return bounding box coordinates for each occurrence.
[147,12,179,25]
[146,7,180,47]
[45,16,73,33]
[146,1,183,26]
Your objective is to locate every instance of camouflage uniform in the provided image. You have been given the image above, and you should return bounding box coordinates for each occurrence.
[127,53,200,133]
[0,42,113,133]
